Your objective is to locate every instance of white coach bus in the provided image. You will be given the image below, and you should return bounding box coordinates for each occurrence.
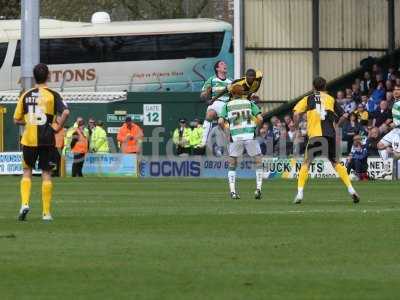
[0,15,233,92]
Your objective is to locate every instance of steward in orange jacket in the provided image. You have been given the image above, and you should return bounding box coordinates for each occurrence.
[117,117,143,154]
[71,121,88,177]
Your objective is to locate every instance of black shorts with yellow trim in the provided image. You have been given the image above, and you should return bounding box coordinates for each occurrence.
[22,146,54,171]
[305,136,337,162]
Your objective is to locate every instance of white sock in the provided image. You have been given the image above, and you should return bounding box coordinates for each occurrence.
[256,168,263,190]
[228,170,236,193]
[202,120,212,145]
[348,186,356,195]
[297,187,304,198]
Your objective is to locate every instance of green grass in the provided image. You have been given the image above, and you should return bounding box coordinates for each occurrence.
[0,177,399,300]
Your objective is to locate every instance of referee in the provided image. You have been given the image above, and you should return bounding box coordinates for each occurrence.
[14,63,70,221]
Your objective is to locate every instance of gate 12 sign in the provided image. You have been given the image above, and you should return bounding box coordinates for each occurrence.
[143,104,162,126]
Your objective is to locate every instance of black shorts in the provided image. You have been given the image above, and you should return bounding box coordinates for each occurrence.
[305,136,337,162]
[22,146,54,171]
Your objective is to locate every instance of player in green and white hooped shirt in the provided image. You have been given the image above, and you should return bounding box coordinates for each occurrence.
[200,60,233,147]
[218,85,264,200]
[378,84,400,160]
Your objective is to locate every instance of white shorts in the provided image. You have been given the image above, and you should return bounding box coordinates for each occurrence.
[381,128,400,152]
[229,139,261,157]
[207,100,226,116]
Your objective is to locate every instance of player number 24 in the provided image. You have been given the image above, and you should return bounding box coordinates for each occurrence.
[231,110,252,125]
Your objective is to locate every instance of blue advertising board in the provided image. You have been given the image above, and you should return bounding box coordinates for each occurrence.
[65,153,137,177]
[139,156,257,178]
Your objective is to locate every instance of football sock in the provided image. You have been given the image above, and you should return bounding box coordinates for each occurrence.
[297,164,309,191]
[202,120,212,145]
[256,168,263,190]
[228,170,236,193]
[335,164,353,190]
[20,178,32,207]
[42,181,53,216]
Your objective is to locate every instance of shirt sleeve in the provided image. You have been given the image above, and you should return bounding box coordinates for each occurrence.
[54,92,68,114]
[13,95,25,120]
[393,102,400,126]
[220,103,228,119]
[251,102,261,116]
[293,97,308,113]
[252,72,263,93]
[201,77,212,91]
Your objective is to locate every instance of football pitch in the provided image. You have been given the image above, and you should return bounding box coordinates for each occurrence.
[0,177,399,300]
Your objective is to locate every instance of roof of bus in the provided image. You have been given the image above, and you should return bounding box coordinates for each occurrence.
[0,18,232,40]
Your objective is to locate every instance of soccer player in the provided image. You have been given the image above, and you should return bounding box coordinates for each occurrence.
[200,60,233,146]
[14,63,70,221]
[293,77,360,204]
[211,68,263,102]
[377,85,400,160]
[218,85,264,199]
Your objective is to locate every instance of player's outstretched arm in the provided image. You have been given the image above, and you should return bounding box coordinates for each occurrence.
[200,87,212,102]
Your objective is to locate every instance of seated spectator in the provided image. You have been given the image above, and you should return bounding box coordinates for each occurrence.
[395,77,400,87]
[355,103,369,126]
[372,100,392,134]
[341,89,356,114]
[346,135,369,181]
[270,116,286,155]
[286,121,300,156]
[343,113,362,153]
[365,127,381,156]
[271,116,281,143]
[370,81,385,105]
[375,73,384,83]
[351,83,362,103]
[385,91,394,109]
[385,80,394,92]
[360,93,369,107]
[386,66,396,81]
[389,72,398,82]
[283,114,292,131]
[257,122,274,156]
[360,71,372,93]
[336,90,345,106]
[372,63,382,76]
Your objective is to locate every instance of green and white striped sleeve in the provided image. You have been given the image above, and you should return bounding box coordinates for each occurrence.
[393,101,400,127]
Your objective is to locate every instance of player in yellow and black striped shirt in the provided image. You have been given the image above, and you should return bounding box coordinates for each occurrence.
[211,69,263,102]
[292,76,360,204]
[14,63,70,221]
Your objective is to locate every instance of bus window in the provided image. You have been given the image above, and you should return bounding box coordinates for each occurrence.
[109,35,157,62]
[157,32,224,59]
[12,32,225,66]
[0,43,7,69]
